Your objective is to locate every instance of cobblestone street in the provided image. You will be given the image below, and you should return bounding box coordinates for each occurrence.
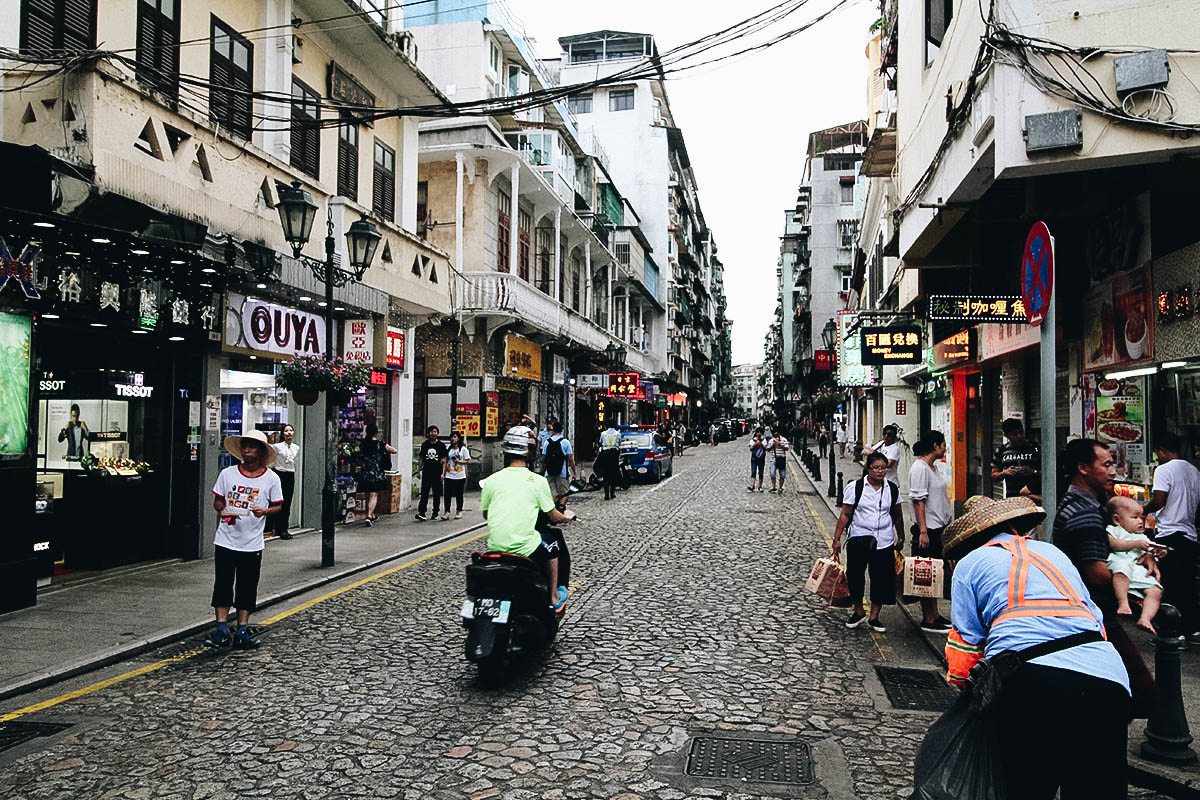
[0,445,952,799]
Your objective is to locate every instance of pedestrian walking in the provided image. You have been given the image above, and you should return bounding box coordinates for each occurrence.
[541,420,575,508]
[598,423,622,500]
[360,424,398,526]
[836,420,848,457]
[907,431,951,632]
[443,431,470,520]
[709,422,718,446]
[270,424,299,539]
[990,417,1041,501]
[748,428,766,492]
[1142,431,1200,639]
[768,430,790,493]
[831,452,904,631]
[862,424,901,483]
[675,422,686,457]
[536,418,554,474]
[940,495,1130,799]
[818,424,829,459]
[415,426,447,521]
[205,430,282,649]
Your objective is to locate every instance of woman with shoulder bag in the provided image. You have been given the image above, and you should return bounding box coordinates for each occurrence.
[359,424,398,526]
[908,431,952,633]
[442,431,470,520]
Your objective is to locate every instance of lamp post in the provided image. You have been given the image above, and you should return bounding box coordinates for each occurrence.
[277,182,380,568]
[820,319,839,498]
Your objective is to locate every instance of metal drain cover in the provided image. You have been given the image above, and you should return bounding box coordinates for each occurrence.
[685,736,815,785]
[0,721,74,754]
[874,666,956,711]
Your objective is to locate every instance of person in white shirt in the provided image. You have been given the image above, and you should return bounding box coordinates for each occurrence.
[442,431,471,520]
[768,432,790,493]
[1143,432,1200,637]
[271,424,300,539]
[206,430,283,650]
[863,424,902,484]
[908,431,953,633]
[832,451,905,632]
[836,421,848,457]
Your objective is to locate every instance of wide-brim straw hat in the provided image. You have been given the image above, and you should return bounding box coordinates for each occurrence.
[223,429,278,468]
[942,495,1046,559]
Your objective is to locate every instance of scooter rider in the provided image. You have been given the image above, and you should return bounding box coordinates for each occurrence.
[481,425,576,609]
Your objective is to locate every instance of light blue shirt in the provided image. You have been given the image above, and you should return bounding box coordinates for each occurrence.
[541,434,573,478]
[599,428,621,449]
[951,533,1130,693]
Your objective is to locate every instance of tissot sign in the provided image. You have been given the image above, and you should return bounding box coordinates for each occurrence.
[225,292,325,358]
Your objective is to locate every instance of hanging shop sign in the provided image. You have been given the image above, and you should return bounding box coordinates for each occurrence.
[665,392,688,406]
[928,294,1028,323]
[932,330,973,371]
[1083,264,1153,372]
[655,395,667,408]
[552,355,569,385]
[1157,283,1196,325]
[835,311,878,387]
[860,325,922,365]
[343,319,374,363]
[369,369,388,386]
[607,372,645,399]
[484,391,500,437]
[225,292,325,359]
[576,373,608,389]
[814,350,832,371]
[1021,221,1055,327]
[979,321,1042,361]
[385,327,406,370]
[328,62,376,116]
[0,312,31,457]
[504,333,542,381]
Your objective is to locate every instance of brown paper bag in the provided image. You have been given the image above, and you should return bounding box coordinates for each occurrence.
[902,556,945,599]
[805,557,840,596]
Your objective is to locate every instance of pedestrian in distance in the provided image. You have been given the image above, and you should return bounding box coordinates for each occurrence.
[536,418,554,474]
[710,422,718,446]
[836,420,848,458]
[675,421,686,457]
[206,430,282,649]
[1104,495,1164,633]
[908,431,952,633]
[270,423,299,539]
[597,423,622,500]
[831,452,904,631]
[1141,431,1200,639]
[861,424,901,483]
[748,428,766,492]
[541,420,575,509]
[768,429,790,493]
[443,431,471,520]
[415,426,447,521]
[940,495,1130,800]
[818,424,829,459]
[991,417,1042,502]
[360,423,398,526]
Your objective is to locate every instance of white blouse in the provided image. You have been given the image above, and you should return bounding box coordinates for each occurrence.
[273,441,300,472]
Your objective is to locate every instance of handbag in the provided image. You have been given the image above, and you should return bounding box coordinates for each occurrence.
[805,556,840,596]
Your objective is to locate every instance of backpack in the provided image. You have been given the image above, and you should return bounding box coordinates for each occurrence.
[544,436,566,476]
[849,477,900,516]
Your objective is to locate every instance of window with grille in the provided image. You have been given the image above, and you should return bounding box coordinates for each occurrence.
[417,181,429,239]
[20,0,95,55]
[609,88,635,112]
[517,209,531,281]
[136,0,180,98]
[209,16,253,139]
[290,78,320,179]
[615,242,631,266]
[497,188,511,273]
[337,115,359,201]
[372,140,395,221]
[567,93,592,115]
[837,219,858,248]
[571,256,582,311]
[535,226,553,294]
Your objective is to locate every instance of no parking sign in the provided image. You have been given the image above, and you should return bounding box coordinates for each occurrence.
[1021,221,1054,327]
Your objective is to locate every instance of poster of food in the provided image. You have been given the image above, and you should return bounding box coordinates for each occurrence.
[1181,372,1200,426]
[0,312,31,457]
[1094,376,1145,482]
[1084,264,1153,372]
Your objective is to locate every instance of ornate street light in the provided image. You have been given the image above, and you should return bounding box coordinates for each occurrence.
[345,217,382,281]
[821,318,837,353]
[277,182,319,255]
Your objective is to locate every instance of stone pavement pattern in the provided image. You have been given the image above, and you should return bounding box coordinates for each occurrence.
[0,445,965,798]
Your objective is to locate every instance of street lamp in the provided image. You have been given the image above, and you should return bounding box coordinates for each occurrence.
[276,181,381,568]
[819,318,839,499]
[820,318,837,354]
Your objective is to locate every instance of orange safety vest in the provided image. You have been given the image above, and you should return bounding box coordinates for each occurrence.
[945,536,1104,686]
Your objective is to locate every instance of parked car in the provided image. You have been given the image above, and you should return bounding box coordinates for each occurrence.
[715,419,733,442]
[619,428,674,483]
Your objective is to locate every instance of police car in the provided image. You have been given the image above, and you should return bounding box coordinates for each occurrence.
[618,425,674,483]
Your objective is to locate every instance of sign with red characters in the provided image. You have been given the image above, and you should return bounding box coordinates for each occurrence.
[607,373,645,399]
[386,327,406,370]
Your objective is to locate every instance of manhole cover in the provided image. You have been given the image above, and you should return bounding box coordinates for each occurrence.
[874,666,956,711]
[0,721,74,754]
[685,737,816,785]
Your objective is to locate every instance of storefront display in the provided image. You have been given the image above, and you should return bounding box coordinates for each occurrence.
[1083,264,1154,372]
[0,312,31,457]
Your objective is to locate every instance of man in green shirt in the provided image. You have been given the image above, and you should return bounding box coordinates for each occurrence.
[481,425,576,608]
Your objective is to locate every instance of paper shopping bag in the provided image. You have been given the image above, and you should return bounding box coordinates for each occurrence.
[805,557,839,596]
[902,556,945,599]
[826,569,852,608]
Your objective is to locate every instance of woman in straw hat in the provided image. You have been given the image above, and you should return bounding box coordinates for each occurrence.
[206,430,283,650]
[942,495,1130,799]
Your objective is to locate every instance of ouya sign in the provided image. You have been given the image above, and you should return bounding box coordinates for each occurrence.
[236,295,326,358]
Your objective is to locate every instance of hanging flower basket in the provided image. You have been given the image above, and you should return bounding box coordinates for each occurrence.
[276,355,371,398]
[292,389,320,406]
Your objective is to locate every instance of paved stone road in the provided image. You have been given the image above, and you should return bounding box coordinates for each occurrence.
[0,445,966,799]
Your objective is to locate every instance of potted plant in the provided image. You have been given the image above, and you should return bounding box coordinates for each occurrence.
[276,356,371,406]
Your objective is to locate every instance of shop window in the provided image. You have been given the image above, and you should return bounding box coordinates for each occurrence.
[497,188,511,273]
[20,0,95,55]
[290,77,320,179]
[517,209,531,281]
[337,115,359,201]
[209,16,253,139]
[136,0,180,98]
[372,139,395,222]
[609,88,635,112]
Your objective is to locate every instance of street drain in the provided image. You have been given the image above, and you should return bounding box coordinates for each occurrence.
[685,736,816,785]
[0,721,74,754]
[874,666,956,711]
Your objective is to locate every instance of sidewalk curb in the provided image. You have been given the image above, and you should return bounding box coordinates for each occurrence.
[0,522,485,705]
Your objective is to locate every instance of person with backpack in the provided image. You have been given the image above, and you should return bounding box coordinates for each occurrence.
[831,451,905,631]
[541,420,575,508]
[748,428,767,492]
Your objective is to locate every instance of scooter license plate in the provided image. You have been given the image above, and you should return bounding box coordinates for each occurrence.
[475,598,511,624]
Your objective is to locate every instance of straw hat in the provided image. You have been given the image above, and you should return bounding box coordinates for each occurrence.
[942,495,1046,559]
[222,429,278,468]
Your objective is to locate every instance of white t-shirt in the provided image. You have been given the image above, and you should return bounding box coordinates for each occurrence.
[842,478,904,548]
[870,440,902,484]
[445,445,471,480]
[212,465,283,552]
[836,425,848,443]
[1152,458,1200,541]
[908,459,952,530]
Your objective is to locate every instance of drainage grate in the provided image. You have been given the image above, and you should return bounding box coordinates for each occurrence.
[874,666,957,711]
[685,737,816,785]
[0,721,75,754]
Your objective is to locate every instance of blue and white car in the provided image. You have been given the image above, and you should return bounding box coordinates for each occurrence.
[619,427,674,483]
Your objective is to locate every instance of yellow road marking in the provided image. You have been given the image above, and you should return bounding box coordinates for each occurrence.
[0,532,487,723]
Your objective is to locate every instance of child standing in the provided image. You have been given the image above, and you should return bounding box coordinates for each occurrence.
[1105,495,1164,633]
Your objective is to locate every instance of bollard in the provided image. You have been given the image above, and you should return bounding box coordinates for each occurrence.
[827,447,836,497]
[837,471,844,500]
[1142,604,1198,765]
[812,450,822,482]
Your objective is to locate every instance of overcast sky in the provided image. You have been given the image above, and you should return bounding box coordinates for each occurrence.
[510,0,877,365]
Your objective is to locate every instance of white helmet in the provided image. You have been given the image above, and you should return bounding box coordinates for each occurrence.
[502,425,534,457]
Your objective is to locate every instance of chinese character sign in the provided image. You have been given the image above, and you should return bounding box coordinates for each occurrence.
[343,319,374,363]
[836,311,878,387]
[386,327,406,369]
[932,329,973,371]
[504,333,542,381]
[607,373,646,399]
[860,325,922,365]
[928,295,1028,323]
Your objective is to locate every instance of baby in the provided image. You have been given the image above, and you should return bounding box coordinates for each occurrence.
[1105,496,1163,633]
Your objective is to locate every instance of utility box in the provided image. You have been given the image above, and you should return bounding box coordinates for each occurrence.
[1024,110,1083,155]
[1114,49,1170,95]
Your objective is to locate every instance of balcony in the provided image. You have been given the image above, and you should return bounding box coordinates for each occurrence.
[458,270,609,351]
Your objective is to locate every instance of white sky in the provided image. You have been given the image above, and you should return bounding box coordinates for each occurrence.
[511,0,878,365]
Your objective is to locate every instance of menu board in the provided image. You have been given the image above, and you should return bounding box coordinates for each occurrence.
[1093,376,1146,483]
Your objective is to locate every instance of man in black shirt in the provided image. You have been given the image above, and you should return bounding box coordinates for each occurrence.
[991,418,1041,501]
[415,425,447,521]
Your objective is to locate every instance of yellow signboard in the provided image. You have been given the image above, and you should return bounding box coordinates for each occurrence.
[455,414,481,437]
[505,333,542,381]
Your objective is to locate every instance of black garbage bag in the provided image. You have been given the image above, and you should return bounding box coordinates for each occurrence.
[911,690,1008,800]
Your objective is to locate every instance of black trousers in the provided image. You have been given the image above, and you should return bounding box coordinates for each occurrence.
[994,663,1129,799]
[418,471,442,516]
[443,478,465,512]
[211,545,262,612]
[1155,532,1199,632]
[526,527,571,589]
[272,470,295,533]
[845,536,895,607]
[598,449,620,498]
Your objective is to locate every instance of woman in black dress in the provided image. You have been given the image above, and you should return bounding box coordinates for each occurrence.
[360,424,398,526]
